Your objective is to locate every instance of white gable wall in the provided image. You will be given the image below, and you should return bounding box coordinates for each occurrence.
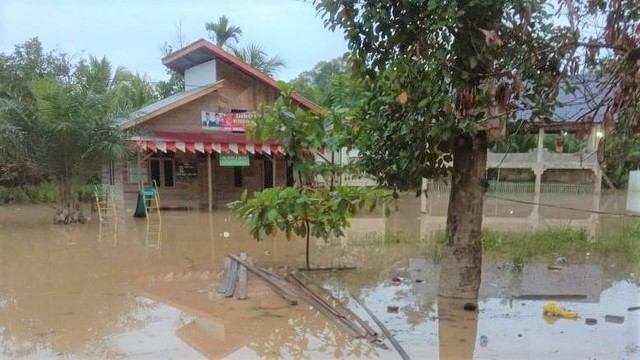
[184,60,217,90]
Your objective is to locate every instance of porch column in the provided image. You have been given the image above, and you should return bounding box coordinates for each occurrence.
[273,155,277,187]
[534,167,544,194]
[593,168,602,195]
[536,128,545,163]
[420,178,428,213]
[207,153,213,213]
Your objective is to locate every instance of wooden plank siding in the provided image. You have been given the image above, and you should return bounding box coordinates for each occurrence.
[122,154,286,210]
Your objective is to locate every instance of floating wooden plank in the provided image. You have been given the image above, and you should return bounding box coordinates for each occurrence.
[216,258,231,294]
[352,295,411,360]
[286,274,364,339]
[223,260,239,297]
[298,266,357,272]
[236,253,248,300]
[295,272,378,338]
[228,254,297,305]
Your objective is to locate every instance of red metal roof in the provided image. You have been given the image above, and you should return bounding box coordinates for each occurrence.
[162,39,321,112]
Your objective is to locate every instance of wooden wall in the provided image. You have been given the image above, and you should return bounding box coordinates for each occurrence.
[142,62,278,134]
[121,154,287,211]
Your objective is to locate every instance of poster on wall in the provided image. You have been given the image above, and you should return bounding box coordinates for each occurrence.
[176,160,198,178]
[201,111,256,132]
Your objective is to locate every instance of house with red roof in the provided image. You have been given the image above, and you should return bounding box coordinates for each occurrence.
[114,39,320,211]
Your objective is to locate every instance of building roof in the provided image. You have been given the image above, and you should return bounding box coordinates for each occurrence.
[162,39,321,111]
[512,74,609,133]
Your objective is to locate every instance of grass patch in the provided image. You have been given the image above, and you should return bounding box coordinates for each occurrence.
[432,227,640,267]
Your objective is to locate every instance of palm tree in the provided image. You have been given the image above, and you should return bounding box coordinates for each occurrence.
[75,56,157,112]
[30,78,129,222]
[205,16,243,48]
[231,43,286,77]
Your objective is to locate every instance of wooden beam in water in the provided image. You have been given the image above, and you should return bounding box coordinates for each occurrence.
[352,295,411,360]
[236,253,248,300]
[228,254,298,305]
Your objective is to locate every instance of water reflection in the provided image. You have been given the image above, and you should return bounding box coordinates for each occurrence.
[0,193,637,359]
[438,297,478,360]
[320,257,638,360]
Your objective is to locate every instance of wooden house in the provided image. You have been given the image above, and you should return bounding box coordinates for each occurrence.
[115,39,320,211]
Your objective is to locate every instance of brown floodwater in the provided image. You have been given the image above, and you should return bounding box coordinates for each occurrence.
[0,192,638,359]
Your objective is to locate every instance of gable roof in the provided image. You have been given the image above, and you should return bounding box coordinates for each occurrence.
[162,39,321,111]
[120,80,224,129]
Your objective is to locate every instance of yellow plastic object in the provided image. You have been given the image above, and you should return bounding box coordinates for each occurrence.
[543,302,579,319]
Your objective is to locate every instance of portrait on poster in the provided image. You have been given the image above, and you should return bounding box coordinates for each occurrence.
[201,111,223,129]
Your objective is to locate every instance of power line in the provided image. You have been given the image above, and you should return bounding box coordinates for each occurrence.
[485,193,640,218]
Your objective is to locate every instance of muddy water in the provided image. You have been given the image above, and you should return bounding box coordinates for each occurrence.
[0,192,638,359]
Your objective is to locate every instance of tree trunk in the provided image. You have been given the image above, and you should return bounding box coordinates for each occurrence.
[53,180,86,225]
[438,132,487,299]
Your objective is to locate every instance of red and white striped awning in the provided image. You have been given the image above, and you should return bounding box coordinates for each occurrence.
[131,137,285,155]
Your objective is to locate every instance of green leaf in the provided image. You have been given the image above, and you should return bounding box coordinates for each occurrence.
[267,209,278,222]
[469,56,478,69]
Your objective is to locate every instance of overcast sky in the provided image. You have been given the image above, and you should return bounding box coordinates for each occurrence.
[0,0,348,82]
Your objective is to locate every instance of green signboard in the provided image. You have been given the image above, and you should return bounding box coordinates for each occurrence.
[219,154,250,167]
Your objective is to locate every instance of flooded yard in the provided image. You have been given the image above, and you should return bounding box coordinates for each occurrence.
[0,192,638,359]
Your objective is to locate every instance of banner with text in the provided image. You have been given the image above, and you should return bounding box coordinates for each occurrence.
[201,111,256,132]
[219,154,250,167]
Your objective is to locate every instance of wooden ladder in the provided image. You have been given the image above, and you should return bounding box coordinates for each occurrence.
[95,185,117,244]
[144,180,162,250]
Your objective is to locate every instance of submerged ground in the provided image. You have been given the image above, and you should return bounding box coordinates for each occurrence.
[0,192,638,359]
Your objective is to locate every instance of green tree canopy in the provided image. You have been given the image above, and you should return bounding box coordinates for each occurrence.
[231,43,287,77]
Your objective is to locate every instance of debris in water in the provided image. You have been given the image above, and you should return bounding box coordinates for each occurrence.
[547,265,563,271]
[479,335,488,347]
[387,305,399,313]
[604,315,624,324]
[585,318,597,325]
[543,303,578,319]
[415,279,424,283]
[391,276,402,285]
[352,296,410,360]
[183,255,197,271]
[554,257,568,265]
[517,333,523,337]
[628,306,640,312]
[463,303,477,311]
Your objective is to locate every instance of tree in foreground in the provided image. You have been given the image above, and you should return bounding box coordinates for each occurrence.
[316,0,639,298]
[229,83,390,270]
